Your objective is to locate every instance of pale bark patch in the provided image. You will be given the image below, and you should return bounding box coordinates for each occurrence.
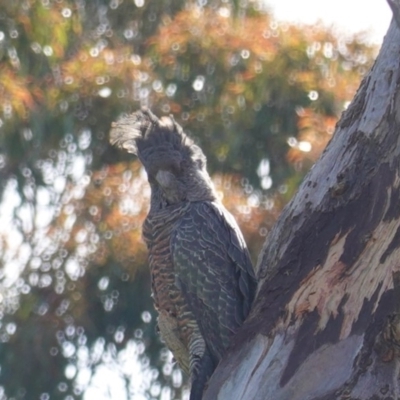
[287,218,400,339]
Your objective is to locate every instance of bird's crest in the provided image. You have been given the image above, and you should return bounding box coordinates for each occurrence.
[110,107,203,170]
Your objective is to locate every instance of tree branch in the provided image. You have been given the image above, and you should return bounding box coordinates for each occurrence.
[388,0,400,29]
[204,15,400,400]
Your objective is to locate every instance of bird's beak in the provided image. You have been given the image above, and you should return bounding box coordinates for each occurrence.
[155,170,174,189]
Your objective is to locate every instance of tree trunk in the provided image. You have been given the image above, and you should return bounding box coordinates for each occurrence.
[204,9,400,400]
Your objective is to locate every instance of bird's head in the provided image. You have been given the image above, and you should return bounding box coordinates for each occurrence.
[110,108,216,209]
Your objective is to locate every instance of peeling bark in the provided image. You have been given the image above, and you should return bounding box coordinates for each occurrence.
[204,13,400,400]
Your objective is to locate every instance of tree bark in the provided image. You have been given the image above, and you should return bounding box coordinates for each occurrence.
[204,9,400,400]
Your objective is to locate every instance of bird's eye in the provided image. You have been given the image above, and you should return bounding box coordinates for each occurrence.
[163,158,181,176]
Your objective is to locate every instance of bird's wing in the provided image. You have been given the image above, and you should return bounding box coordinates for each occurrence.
[171,201,256,362]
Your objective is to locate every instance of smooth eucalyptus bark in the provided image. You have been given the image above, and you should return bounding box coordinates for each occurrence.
[204,10,400,400]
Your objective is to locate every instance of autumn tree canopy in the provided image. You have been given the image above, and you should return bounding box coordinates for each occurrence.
[0,1,377,399]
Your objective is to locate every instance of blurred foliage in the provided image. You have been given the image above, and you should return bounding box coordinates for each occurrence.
[0,0,377,399]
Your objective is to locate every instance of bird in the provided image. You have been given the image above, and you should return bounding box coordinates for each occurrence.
[110,107,257,399]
